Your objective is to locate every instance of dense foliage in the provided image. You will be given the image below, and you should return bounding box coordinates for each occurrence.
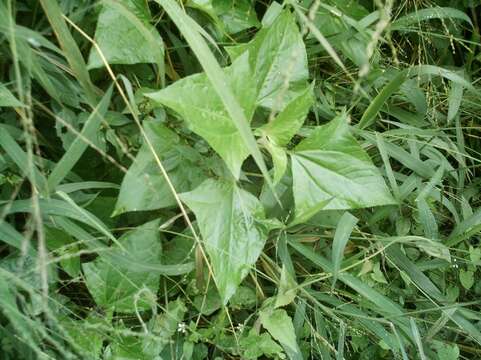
[1,0,481,359]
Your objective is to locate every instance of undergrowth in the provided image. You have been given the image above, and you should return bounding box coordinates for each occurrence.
[1,0,481,359]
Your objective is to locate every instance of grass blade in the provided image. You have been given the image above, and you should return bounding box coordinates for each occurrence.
[331,212,358,289]
[47,86,112,192]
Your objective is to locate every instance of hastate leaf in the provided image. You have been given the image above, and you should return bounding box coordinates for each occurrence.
[259,308,302,360]
[115,120,206,214]
[291,113,395,220]
[88,0,163,69]
[180,179,275,303]
[146,52,256,177]
[83,220,162,312]
[227,10,309,110]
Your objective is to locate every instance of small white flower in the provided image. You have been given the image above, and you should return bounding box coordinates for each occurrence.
[177,322,187,334]
[235,323,245,332]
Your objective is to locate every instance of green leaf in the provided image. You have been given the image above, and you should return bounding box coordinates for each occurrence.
[187,0,260,34]
[240,330,284,360]
[147,52,256,178]
[259,84,314,146]
[331,212,358,288]
[275,265,297,308]
[432,341,460,360]
[60,316,105,358]
[263,139,288,185]
[142,298,187,356]
[228,10,309,110]
[371,262,388,284]
[391,7,472,31]
[259,308,302,360]
[153,0,274,189]
[291,113,395,220]
[459,269,474,290]
[0,84,23,107]
[115,120,206,214]
[45,226,80,277]
[83,219,162,312]
[180,179,275,304]
[410,318,427,360]
[88,0,163,69]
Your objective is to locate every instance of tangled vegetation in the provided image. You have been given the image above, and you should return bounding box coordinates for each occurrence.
[1,0,481,359]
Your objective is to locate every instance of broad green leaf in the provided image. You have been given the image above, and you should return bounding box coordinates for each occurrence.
[259,308,302,360]
[83,220,162,312]
[115,120,206,214]
[153,0,275,190]
[0,84,23,107]
[88,0,163,69]
[60,316,105,358]
[432,341,460,360]
[259,84,314,146]
[187,0,259,34]
[331,212,358,288]
[180,179,275,303]
[142,298,187,356]
[228,10,309,110]
[104,331,149,360]
[291,113,395,220]
[459,269,474,290]
[240,330,284,360]
[147,52,256,177]
[45,226,80,277]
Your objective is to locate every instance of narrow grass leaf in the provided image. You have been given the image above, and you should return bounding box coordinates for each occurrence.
[47,86,112,192]
[331,212,358,289]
